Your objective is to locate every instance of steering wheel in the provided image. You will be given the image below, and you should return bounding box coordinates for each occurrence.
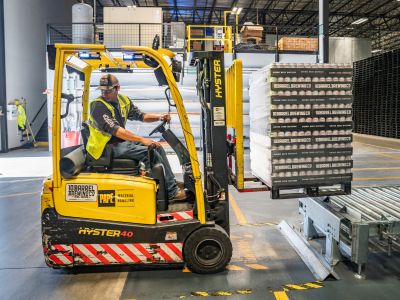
[149,120,167,136]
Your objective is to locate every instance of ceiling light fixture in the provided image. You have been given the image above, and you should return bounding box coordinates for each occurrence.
[232,7,242,15]
[351,18,368,25]
[371,49,382,53]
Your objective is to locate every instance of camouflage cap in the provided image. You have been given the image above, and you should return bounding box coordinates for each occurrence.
[97,74,119,90]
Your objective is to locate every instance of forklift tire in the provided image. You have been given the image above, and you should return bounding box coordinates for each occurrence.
[183,225,232,274]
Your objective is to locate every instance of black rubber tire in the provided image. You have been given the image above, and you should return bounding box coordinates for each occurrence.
[183,225,232,274]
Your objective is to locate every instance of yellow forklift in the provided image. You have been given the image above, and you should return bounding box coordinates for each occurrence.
[41,43,232,273]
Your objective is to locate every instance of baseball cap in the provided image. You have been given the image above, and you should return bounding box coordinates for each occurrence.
[97,74,119,90]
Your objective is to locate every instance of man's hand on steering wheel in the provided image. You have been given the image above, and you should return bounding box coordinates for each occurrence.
[141,137,161,148]
[159,114,171,123]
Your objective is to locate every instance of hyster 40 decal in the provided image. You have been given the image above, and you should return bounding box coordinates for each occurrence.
[78,227,134,238]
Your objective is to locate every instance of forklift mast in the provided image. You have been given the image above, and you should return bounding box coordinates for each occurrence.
[192,51,230,234]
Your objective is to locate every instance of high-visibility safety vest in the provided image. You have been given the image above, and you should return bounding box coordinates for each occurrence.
[86,94,131,160]
[16,104,27,130]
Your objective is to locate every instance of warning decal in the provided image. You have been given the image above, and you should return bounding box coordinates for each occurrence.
[213,107,225,126]
[66,184,98,202]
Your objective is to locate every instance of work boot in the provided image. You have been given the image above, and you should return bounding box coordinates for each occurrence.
[171,188,187,201]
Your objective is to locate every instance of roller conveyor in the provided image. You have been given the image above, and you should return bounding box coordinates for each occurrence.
[298,186,400,278]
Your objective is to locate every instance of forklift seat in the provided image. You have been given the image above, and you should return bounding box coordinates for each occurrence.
[80,122,169,210]
[81,123,139,175]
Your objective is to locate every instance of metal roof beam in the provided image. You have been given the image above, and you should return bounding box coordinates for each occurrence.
[339,1,399,37]
[239,0,257,24]
[226,0,240,24]
[201,0,208,24]
[330,0,390,35]
[192,0,197,23]
[283,0,314,27]
[208,0,217,24]
[173,0,178,21]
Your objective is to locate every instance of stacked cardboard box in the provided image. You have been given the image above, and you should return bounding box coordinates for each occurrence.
[240,24,263,44]
[190,28,205,51]
[249,63,353,198]
[278,37,318,52]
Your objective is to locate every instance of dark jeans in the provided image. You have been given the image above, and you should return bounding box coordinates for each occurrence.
[112,141,178,199]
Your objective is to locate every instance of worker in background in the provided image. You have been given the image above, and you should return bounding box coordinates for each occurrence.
[12,99,27,131]
[86,74,186,201]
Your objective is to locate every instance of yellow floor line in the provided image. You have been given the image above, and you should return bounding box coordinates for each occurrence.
[213,291,232,296]
[284,284,308,290]
[229,192,247,225]
[353,167,400,171]
[354,176,400,181]
[191,291,209,297]
[274,291,289,300]
[236,239,258,262]
[230,234,242,239]
[226,264,245,271]
[302,283,323,289]
[245,263,269,270]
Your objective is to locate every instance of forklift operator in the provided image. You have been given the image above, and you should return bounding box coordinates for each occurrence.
[86,74,187,201]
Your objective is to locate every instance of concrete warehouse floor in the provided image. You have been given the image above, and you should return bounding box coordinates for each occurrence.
[0,135,399,300]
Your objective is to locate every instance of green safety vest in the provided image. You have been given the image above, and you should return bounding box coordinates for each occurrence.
[86,94,131,160]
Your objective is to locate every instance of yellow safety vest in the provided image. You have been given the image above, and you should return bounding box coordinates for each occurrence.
[86,94,131,160]
[17,104,27,130]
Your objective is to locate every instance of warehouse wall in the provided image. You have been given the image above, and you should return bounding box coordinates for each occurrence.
[4,0,76,148]
[329,37,371,64]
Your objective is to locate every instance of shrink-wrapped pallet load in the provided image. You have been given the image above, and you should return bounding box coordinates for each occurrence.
[249,63,354,198]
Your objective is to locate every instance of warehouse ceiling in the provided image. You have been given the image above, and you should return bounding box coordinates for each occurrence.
[87,0,400,50]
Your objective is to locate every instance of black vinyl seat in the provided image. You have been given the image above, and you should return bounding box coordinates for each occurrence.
[81,123,139,175]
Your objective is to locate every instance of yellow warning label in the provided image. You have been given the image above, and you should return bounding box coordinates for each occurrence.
[116,189,135,207]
